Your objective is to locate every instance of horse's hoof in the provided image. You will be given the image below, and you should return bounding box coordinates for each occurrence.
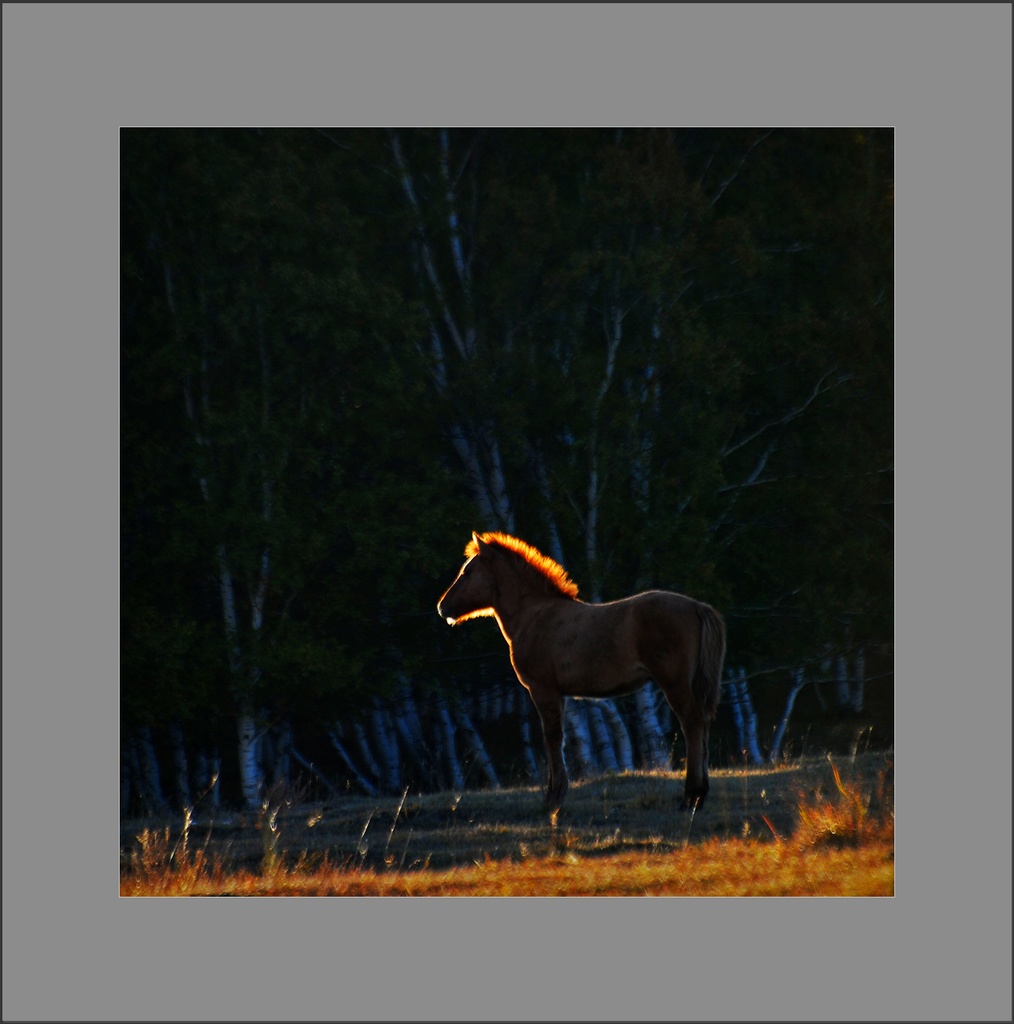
[544,789,568,813]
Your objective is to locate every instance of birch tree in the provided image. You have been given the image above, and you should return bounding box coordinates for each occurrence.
[123,128,447,806]
[122,128,893,806]
[388,129,515,532]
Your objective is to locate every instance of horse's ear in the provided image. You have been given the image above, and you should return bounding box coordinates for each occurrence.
[472,532,495,558]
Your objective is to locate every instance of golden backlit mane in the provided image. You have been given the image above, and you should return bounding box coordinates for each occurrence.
[466,532,580,600]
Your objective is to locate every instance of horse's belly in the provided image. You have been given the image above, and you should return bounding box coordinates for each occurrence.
[569,678,649,699]
[555,658,650,699]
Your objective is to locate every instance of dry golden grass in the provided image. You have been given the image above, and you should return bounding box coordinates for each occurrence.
[121,751,893,897]
[122,837,893,897]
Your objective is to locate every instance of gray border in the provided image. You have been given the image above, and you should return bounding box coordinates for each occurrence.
[3,3,1011,1021]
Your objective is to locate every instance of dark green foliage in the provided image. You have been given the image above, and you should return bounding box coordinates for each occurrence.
[122,128,893,791]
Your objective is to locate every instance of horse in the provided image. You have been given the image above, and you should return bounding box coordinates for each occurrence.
[437,531,726,812]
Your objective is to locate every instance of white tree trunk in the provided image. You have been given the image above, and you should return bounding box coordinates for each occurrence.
[851,650,866,713]
[582,300,625,590]
[327,729,379,796]
[741,668,765,763]
[169,257,276,814]
[599,699,635,771]
[565,699,597,776]
[352,720,382,787]
[434,695,465,790]
[727,668,764,765]
[813,657,832,711]
[769,668,808,762]
[237,712,263,808]
[834,654,851,710]
[215,546,242,673]
[212,549,265,809]
[194,751,219,809]
[491,684,507,721]
[371,701,401,792]
[634,687,669,769]
[446,421,513,529]
[532,449,567,568]
[390,685,428,773]
[289,745,339,797]
[454,699,500,788]
[519,706,542,783]
[210,539,265,810]
[391,131,516,532]
[654,688,673,736]
[587,703,620,773]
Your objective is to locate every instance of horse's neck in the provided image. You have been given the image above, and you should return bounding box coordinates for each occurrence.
[491,568,567,639]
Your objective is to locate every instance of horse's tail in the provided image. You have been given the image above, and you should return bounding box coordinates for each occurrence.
[693,604,726,721]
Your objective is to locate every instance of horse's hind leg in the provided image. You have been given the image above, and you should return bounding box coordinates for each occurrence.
[533,694,568,809]
[656,674,710,811]
[679,715,710,811]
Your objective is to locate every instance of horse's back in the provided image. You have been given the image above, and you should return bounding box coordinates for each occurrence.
[559,589,708,647]
[625,588,706,615]
[623,589,710,651]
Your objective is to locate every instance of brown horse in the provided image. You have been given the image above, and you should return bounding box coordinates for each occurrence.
[437,532,726,811]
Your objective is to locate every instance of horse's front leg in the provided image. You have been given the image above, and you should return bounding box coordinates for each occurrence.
[532,693,568,810]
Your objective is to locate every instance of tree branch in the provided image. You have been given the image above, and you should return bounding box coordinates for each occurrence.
[716,440,778,494]
[709,129,775,207]
[388,130,471,359]
[722,368,853,458]
[440,129,472,297]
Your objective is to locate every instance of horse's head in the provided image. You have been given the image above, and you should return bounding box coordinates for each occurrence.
[437,532,499,625]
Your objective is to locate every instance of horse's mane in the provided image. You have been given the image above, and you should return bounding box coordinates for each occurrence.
[466,532,580,600]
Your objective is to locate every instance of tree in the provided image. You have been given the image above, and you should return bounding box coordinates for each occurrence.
[121,128,893,808]
[121,129,459,806]
[378,127,892,772]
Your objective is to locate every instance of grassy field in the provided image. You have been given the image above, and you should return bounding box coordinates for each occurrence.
[120,749,893,897]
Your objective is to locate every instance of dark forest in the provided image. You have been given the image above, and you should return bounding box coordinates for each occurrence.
[121,127,894,813]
